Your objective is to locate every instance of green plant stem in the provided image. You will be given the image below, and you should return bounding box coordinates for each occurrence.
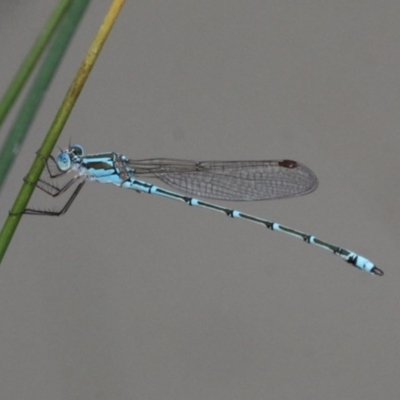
[0,0,91,192]
[0,0,72,128]
[0,0,126,264]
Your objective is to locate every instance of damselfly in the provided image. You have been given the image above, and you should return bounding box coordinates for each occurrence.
[21,144,383,276]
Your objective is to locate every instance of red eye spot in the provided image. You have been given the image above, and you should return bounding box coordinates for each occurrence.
[278,160,298,169]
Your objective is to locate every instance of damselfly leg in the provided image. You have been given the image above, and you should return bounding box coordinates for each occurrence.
[22,180,86,216]
[14,151,86,216]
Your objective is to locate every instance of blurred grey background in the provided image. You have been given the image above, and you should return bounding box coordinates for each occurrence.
[0,1,399,399]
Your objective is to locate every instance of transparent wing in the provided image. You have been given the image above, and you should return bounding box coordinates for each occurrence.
[127,158,318,201]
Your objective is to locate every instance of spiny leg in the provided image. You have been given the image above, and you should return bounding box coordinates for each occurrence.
[29,176,81,197]
[22,180,86,216]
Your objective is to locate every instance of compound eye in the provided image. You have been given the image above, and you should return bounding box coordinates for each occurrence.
[56,152,72,171]
[70,144,84,157]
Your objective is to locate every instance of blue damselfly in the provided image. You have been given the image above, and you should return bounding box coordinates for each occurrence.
[20,145,383,276]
